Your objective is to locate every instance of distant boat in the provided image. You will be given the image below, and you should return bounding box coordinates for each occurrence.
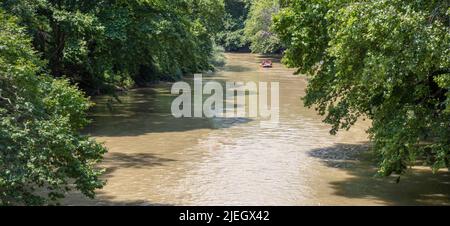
[260,60,273,68]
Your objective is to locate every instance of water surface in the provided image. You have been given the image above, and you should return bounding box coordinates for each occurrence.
[66,53,449,205]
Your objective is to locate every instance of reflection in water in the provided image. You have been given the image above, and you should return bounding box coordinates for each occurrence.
[65,53,450,206]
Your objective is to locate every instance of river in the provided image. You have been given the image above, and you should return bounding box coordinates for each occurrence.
[65,53,449,205]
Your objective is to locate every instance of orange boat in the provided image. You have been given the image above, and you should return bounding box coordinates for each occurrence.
[260,59,273,68]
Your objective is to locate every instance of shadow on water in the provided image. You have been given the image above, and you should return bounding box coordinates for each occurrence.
[93,154,174,206]
[68,196,173,206]
[84,88,253,137]
[102,152,176,176]
[66,193,173,206]
[221,64,255,72]
[64,152,177,206]
[255,54,282,63]
[308,143,372,169]
[308,143,450,205]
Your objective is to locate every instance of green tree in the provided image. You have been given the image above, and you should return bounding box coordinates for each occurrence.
[0,11,107,205]
[273,0,450,175]
[0,0,226,205]
[1,0,225,94]
[244,0,282,54]
[216,0,251,51]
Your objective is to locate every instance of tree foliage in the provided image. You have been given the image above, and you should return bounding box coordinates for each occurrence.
[0,11,106,205]
[215,0,251,51]
[244,0,282,54]
[0,0,226,205]
[274,0,450,175]
[1,0,225,94]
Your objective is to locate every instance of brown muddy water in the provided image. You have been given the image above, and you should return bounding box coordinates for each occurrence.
[65,53,449,206]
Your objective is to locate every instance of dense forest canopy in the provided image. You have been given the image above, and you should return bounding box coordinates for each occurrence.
[0,0,225,205]
[273,0,450,175]
[216,0,284,54]
[2,0,225,94]
[0,11,106,205]
[244,0,282,54]
[215,0,251,51]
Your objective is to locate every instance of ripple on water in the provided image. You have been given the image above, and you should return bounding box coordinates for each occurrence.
[65,53,449,206]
